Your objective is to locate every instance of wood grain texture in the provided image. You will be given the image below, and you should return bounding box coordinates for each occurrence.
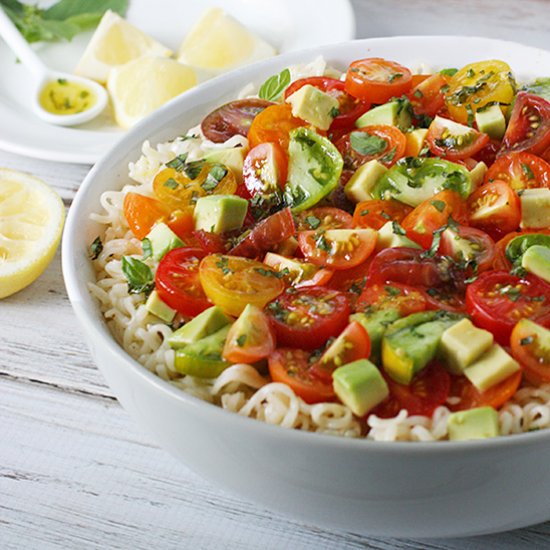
[3,0,550,547]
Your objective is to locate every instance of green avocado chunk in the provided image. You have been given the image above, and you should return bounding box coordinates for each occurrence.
[355,98,412,132]
[506,233,550,266]
[284,127,343,212]
[146,222,184,261]
[145,290,176,323]
[372,157,473,207]
[194,194,248,234]
[522,245,550,283]
[474,104,506,140]
[382,310,465,384]
[174,325,232,378]
[168,306,232,349]
[447,406,500,441]
[521,77,550,102]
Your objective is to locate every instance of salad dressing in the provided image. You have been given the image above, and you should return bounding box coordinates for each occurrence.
[39,78,96,116]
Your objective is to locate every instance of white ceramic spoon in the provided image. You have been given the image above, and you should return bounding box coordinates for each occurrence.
[0,7,108,127]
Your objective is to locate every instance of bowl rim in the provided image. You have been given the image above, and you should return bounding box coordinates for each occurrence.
[63,35,550,453]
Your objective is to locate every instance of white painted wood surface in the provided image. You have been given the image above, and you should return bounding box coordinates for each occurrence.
[3,1,550,548]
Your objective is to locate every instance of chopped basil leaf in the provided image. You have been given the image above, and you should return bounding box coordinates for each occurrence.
[392,221,406,235]
[430,199,446,212]
[315,233,331,252]
[330,106,340,118]
[520,335,535,346]
[202,163,228,192]
[379,146,397,164]
[258,68,291,101]
[183,159,206,180]
[89,236,103,260]
[349,132,387,156]
[521,162,535,180]
[384,285,401,296]
[216,256,232,275]
[236,334,247,347]
[305,215,321,229]
[141,238,152,260]
[439,68,458,77]
[388,72,403,83]
[164,178,179,190]
[121,256,154,295]
[413,89,423,99]
[165,153,189,171]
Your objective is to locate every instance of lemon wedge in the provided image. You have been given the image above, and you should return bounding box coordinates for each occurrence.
[177,7,276,74]
[74,10,172,84]
[107,55,197,129]
[0,169,65,299]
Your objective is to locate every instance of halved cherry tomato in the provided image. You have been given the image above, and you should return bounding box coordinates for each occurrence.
[248,104,305,150]
[352,199,413,230]
[426,116,490,161]
[294,206,353,231]
[336,125,406,169]
[367,248,449,288]
[473,139,501,167]
[468,180,521,240]
[402,189,468,249]
[356,283,427,316]
[266,288,350,350]
[511,319,550,385]
[123,192,190,240]
[222,306,275,363]
[439,225,496,272]
[328,258,373,298]
[310,321,371,382]
[466,271,550,344]
[284,76,370,130]
[298,228,377,270]
[485,152,550,190]
[191,230,226,254]
[230,208,295,258]
[199,254,285,317]
[500,92,550,157]
[243,142,288,196]
[201,98,273,143]
[268,348,335,404]
[422,287,467,314]
[345,58,412,104]
[372,362,451,418]
[449,370,523,411]
[153,164,237,212]
[408,73,450,118]
[155,248,211,317]
[263,252,334,288]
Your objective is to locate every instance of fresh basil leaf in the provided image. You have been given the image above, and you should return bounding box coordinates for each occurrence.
[43,0,128,24]
[259,68,291,101]
[349,132,387,156]
[202,163,228,191]
[122,256,154,295]
[440,68,458,77]
[142,238,153,260]
[89,236,103,260]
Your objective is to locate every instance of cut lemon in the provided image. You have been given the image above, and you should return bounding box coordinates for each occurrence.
[74,10,172,84]
[0,169,65,299]
[177,7,276,74]
[108,55,197,129]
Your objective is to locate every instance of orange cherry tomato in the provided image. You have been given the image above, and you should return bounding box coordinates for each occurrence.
[511,319,550,386]
[408,73,450,117]
[247,104,305,150]
[356,283,428,317]
[345,58,412,103]
[352,199,412,230]
[485,152,550,190]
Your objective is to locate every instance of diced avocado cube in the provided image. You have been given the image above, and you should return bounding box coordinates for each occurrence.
[447,406,500,441]
[286,84,339,131]
[146,222,184,261]
[333,359,389,416]
[194,194,248,234]
[377,221,421,250]
[475,104,506,140]
[344,160,388,203]
[522,245,550,284]
[145,290,176,323]
[405,128,428,157]
[351,308,401,364]
[204,148,248,180]
[168,305,232,349]
[382,311,465,384]
[174,325,232,378]
[439,318,493,374]
[464,344,520,393]
[355,100,412,132]
[520,188,550,228]
[469,161,488,187]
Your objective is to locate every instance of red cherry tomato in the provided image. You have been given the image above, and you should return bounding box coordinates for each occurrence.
[294,206,353,231]
[284,76,370,130]
[439,224,496,272]
[266,288,350,350]
[500,92,550,157]
[243,142,288,197]
[336,125,407,169]
[408,73,450,118]
[155,248,211,317]
[468,180,521,240]
[201,99,273,143]
[268,348,335,404]
[345,58,412,103]
[485,151,550,190]
[466,271,550,344]
[356,283,428,316]
[426,116,490,161]
[352,199,412,230]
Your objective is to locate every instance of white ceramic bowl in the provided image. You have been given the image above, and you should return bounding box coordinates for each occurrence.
[62,37,550,538]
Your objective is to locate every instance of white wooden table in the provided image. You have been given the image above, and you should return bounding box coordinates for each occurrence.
[2,1,550,548]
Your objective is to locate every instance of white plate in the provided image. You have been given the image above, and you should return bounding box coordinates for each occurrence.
[0,0,355,164]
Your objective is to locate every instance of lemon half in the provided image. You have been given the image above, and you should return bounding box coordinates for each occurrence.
[107,55,197,129]
[74,10,172,84]
[0,169,65,299]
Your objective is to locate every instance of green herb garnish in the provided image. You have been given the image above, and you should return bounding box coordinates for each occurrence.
[258,68,291,101]
[349,132,387,156]
[121,256,154,296]
[89,236,103,260]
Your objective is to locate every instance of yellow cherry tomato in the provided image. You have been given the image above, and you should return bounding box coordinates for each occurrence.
[153,162,237,211]
[199,254,285,316]
[445,60,517,124]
